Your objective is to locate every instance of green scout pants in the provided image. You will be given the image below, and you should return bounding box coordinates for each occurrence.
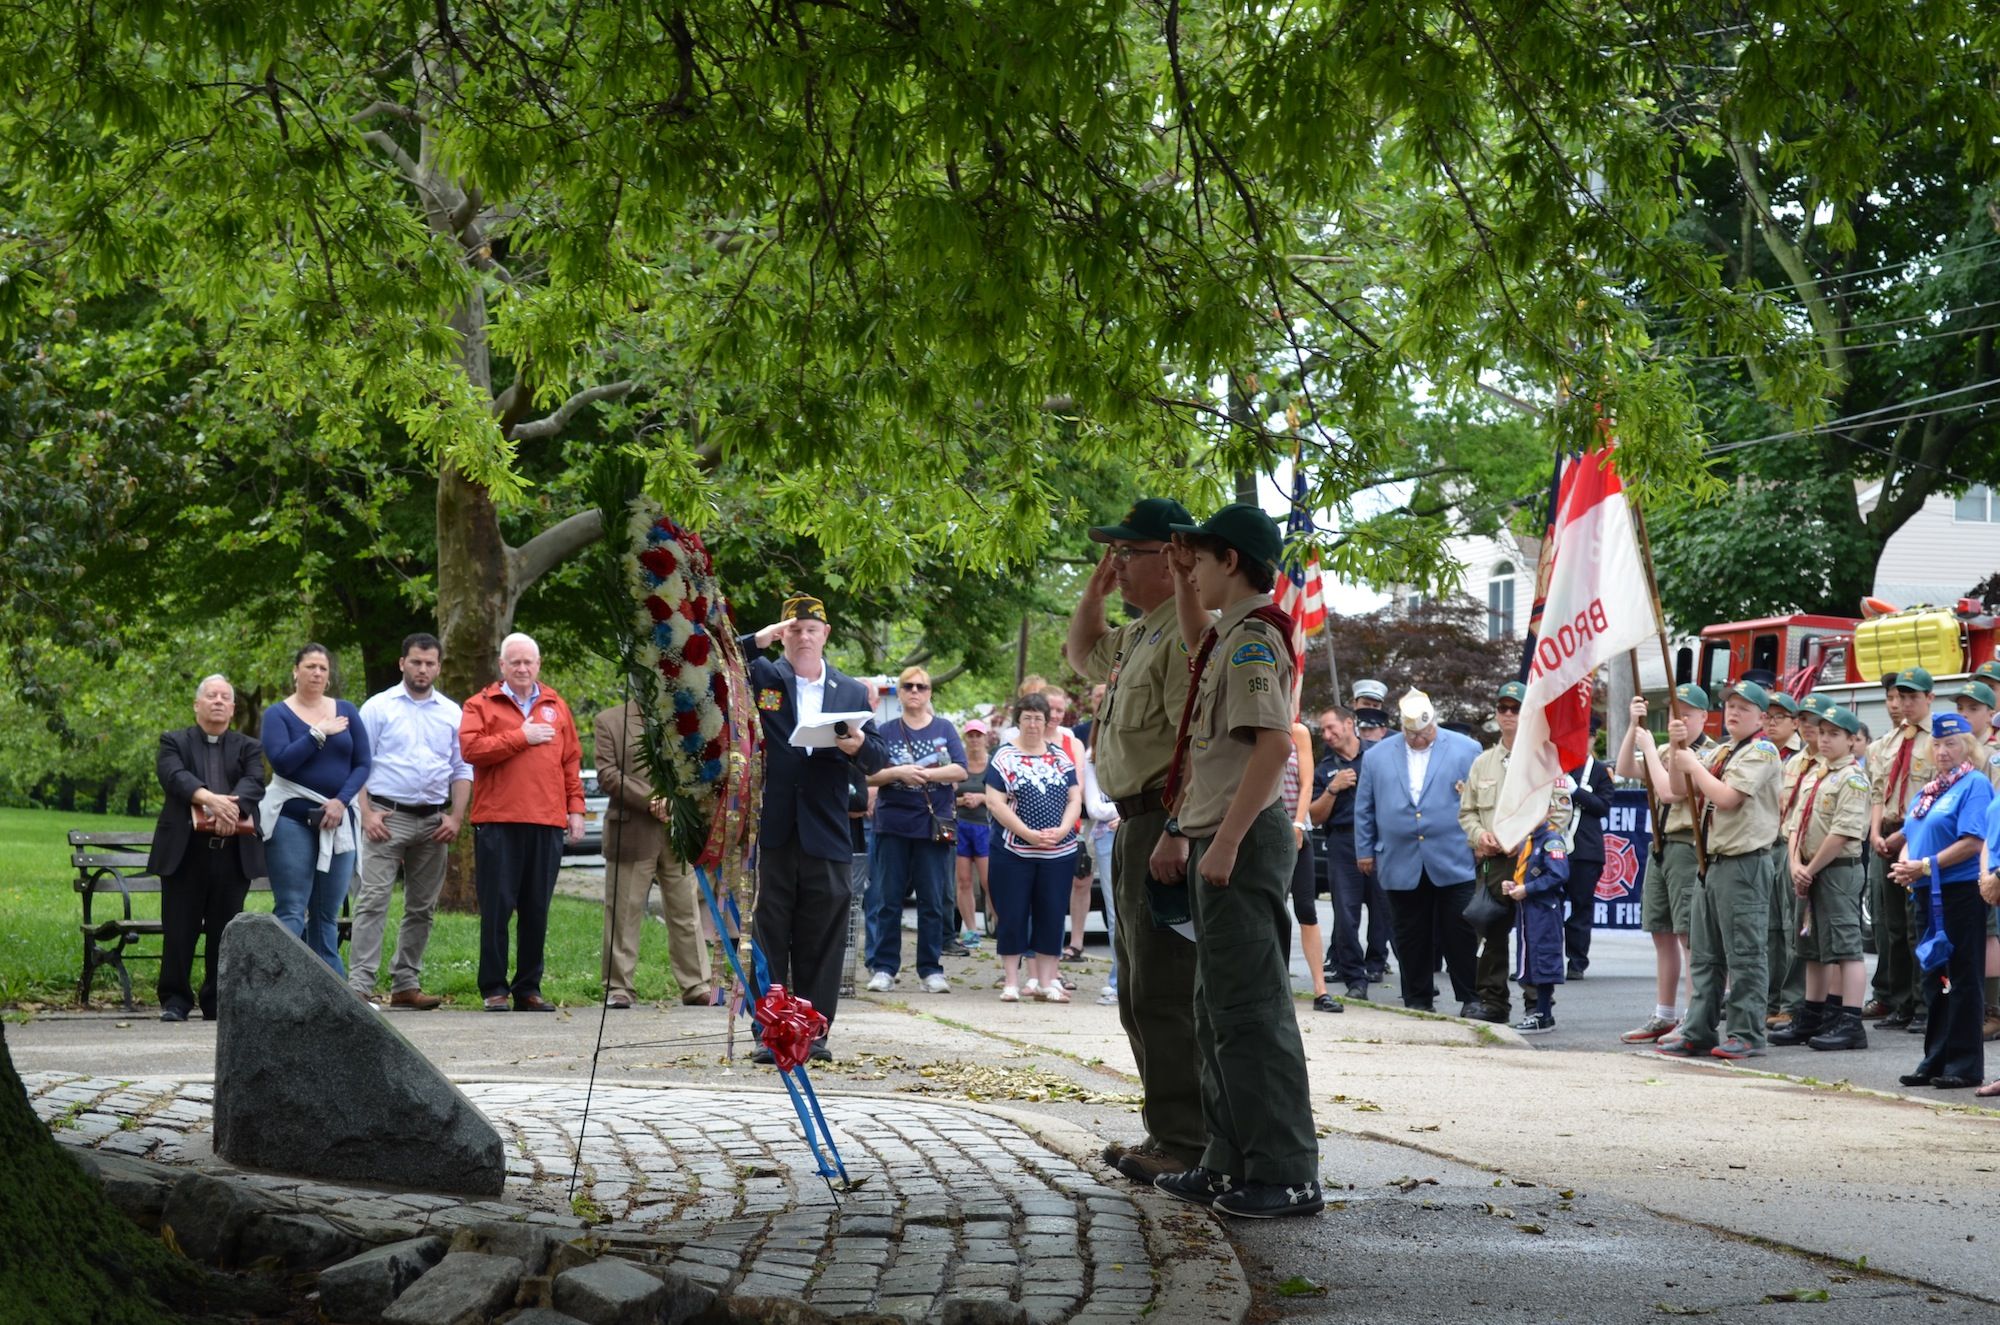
[1186,803,1320,1185]
[1867,848,1919,1016]
[1765,843,1804,1014]
[1645,835,1698,935]
[1474,857,1519,1015]
[1110,803,1205,1164]
[1799,859,1864,965]
[1683,848,1773,1049]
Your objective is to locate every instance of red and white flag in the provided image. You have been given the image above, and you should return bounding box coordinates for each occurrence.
[1493,445,1659,850]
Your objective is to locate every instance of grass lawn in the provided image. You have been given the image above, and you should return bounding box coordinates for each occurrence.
[0,806,689,1010]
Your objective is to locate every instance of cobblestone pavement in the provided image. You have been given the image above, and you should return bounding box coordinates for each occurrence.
[26,1071,1244,1324]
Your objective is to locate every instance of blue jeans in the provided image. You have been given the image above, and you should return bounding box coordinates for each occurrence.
[266,815,355,976]
[867,833,955,978]
[1091,824,1119,989]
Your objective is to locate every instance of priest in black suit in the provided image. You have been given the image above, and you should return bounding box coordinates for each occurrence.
[148,674,267,1022]
[741,594,887,1058]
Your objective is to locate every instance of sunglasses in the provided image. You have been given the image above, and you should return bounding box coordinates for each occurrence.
[1497,704,1521,715]
[903,682,930,691]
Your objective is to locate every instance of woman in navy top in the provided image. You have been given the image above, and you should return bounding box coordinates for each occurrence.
[261,644,371,973]
[1891,713,1992,1090]
[982,692,1081,1004]
[863,666,967,993]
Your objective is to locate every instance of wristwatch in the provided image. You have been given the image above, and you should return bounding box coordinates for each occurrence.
[1163,817,1183,838]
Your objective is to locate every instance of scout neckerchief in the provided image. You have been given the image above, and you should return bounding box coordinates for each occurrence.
[1883,727,1918,818]
[1791,762,1835,858]
[1780,755,1818,828]
[1163,605,1296,811]
[1695,728,1762,859]
[1909,759,1974,819]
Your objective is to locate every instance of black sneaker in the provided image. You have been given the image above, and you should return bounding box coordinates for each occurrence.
[943,939,970,958]
[1154,1166,1235,1207]
[1312,993,1343,1014]
[1212,1180,1325,1219]
[1513,1011,1555,1034]
[159,1007,189,1023]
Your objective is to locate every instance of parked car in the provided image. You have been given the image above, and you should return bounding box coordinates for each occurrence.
[565,768,609,856]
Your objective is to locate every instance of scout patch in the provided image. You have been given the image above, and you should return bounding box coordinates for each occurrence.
[758,688,785,711]
[1148,627,1164,645]
[1230,640,1278,668]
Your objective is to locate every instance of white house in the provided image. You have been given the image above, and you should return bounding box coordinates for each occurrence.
[1387,529,1540,644]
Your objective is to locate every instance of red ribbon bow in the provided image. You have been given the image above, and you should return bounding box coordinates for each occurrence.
[754,985,829,1070]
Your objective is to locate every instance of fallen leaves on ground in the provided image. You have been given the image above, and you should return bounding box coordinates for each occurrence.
[1761,1289,1830,1304]
[1275,1276,1327,1297]
[899,1060,1141,1106]
[1387,1175,1439,1193]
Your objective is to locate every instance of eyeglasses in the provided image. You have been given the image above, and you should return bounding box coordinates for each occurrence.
[903,682,930,691]
[1497,705,1522,716]
[1109,546,1165,562]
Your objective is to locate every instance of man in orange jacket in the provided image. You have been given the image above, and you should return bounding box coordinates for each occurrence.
[460,631,586,1012]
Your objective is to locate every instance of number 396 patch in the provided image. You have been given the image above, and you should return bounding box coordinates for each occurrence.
[1246,674,1271,694]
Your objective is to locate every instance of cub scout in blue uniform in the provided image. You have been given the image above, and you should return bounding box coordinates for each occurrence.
[1146,502,1322,1221]
[1659,680,1783,1060]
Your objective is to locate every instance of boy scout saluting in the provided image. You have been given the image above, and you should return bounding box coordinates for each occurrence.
[1765,690,1812,1030]
[1614,685,1711,1045]
[1147,503,1322,1220]
[1771,703,1871,1050]
[1867,668,1936,1031]
[1065,495,1208,1185]
[1658,679,1783,1061]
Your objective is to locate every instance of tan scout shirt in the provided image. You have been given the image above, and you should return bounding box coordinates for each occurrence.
[1798,754,1869,861]
[1982,730,2000,789]
[1082,598,1205,801]
[1174,596,1294,837]
[1657,735,1710,837]
[1701,735,1782,858]
[1870,724,1935,824]
[1458,742,1572,847]
[1777,750,1822,843]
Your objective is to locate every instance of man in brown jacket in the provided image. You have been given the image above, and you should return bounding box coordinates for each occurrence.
[594,697,716,1009]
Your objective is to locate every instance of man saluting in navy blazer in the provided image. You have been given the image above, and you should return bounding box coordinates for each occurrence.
[741,593,888,1061]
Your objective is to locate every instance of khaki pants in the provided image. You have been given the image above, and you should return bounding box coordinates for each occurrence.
[1765,842,1804,1014]
[1187,805,1319,1185]
[602,831,712,1001]
[1473,858,1518,1016]
[347,807,450,995]
[1110,805,1204,1165]
[1684,849,1773,1049]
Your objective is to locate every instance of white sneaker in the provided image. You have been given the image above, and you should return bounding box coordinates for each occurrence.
[922,973,951,994]
[1097,986,1118,1006]
[866,971,893,993]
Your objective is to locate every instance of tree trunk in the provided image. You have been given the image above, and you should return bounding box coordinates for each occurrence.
[0,1025,206,1324]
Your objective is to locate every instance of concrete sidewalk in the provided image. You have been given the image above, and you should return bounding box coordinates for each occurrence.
[15,929,2000,1320]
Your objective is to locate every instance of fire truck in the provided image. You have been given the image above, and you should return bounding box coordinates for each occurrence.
[1673,601,2000,737]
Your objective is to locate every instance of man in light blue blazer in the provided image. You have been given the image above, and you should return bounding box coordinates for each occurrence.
[1353,690,1482,1012]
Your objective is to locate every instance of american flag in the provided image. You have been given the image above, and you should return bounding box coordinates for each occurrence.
[1272,461,1326,709]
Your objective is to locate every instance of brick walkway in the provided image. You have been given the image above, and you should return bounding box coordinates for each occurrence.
[27,1071,1244,1324]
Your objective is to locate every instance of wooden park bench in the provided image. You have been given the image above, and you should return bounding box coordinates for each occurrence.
[70,828,351,1011]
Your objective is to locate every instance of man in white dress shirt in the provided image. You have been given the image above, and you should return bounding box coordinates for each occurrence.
[348,632,473,1008]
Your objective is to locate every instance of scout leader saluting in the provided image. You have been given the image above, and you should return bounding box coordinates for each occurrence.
[1657,679,1783,1061]
[1771,703,1870,1050]
[1147,503,1323,1221]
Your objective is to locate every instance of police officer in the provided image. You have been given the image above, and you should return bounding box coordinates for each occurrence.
[1066,496,1208,1185]
[1311,705,1386,998]
[1659,679,1783,1060]
[1867,668,1936,1032]
[1352,679,1391,747]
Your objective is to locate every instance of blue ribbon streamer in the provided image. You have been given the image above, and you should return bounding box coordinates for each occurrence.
[693,864,852,1188]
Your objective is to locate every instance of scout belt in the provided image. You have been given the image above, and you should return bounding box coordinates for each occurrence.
[1112,786,1168,818]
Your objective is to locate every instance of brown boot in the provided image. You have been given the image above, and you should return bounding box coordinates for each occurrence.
[389,989,443,1010]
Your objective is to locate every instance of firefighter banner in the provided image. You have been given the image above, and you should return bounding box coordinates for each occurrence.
[1593,789,1653,930]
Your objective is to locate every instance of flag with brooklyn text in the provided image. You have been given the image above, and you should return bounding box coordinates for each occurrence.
[1493,445,1659,851]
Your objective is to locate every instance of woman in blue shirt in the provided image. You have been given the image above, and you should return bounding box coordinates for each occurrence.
[261,644,371,974]
[863,666,967,995]
[1891,713,1992,1090]
[983,692,1081,1004]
